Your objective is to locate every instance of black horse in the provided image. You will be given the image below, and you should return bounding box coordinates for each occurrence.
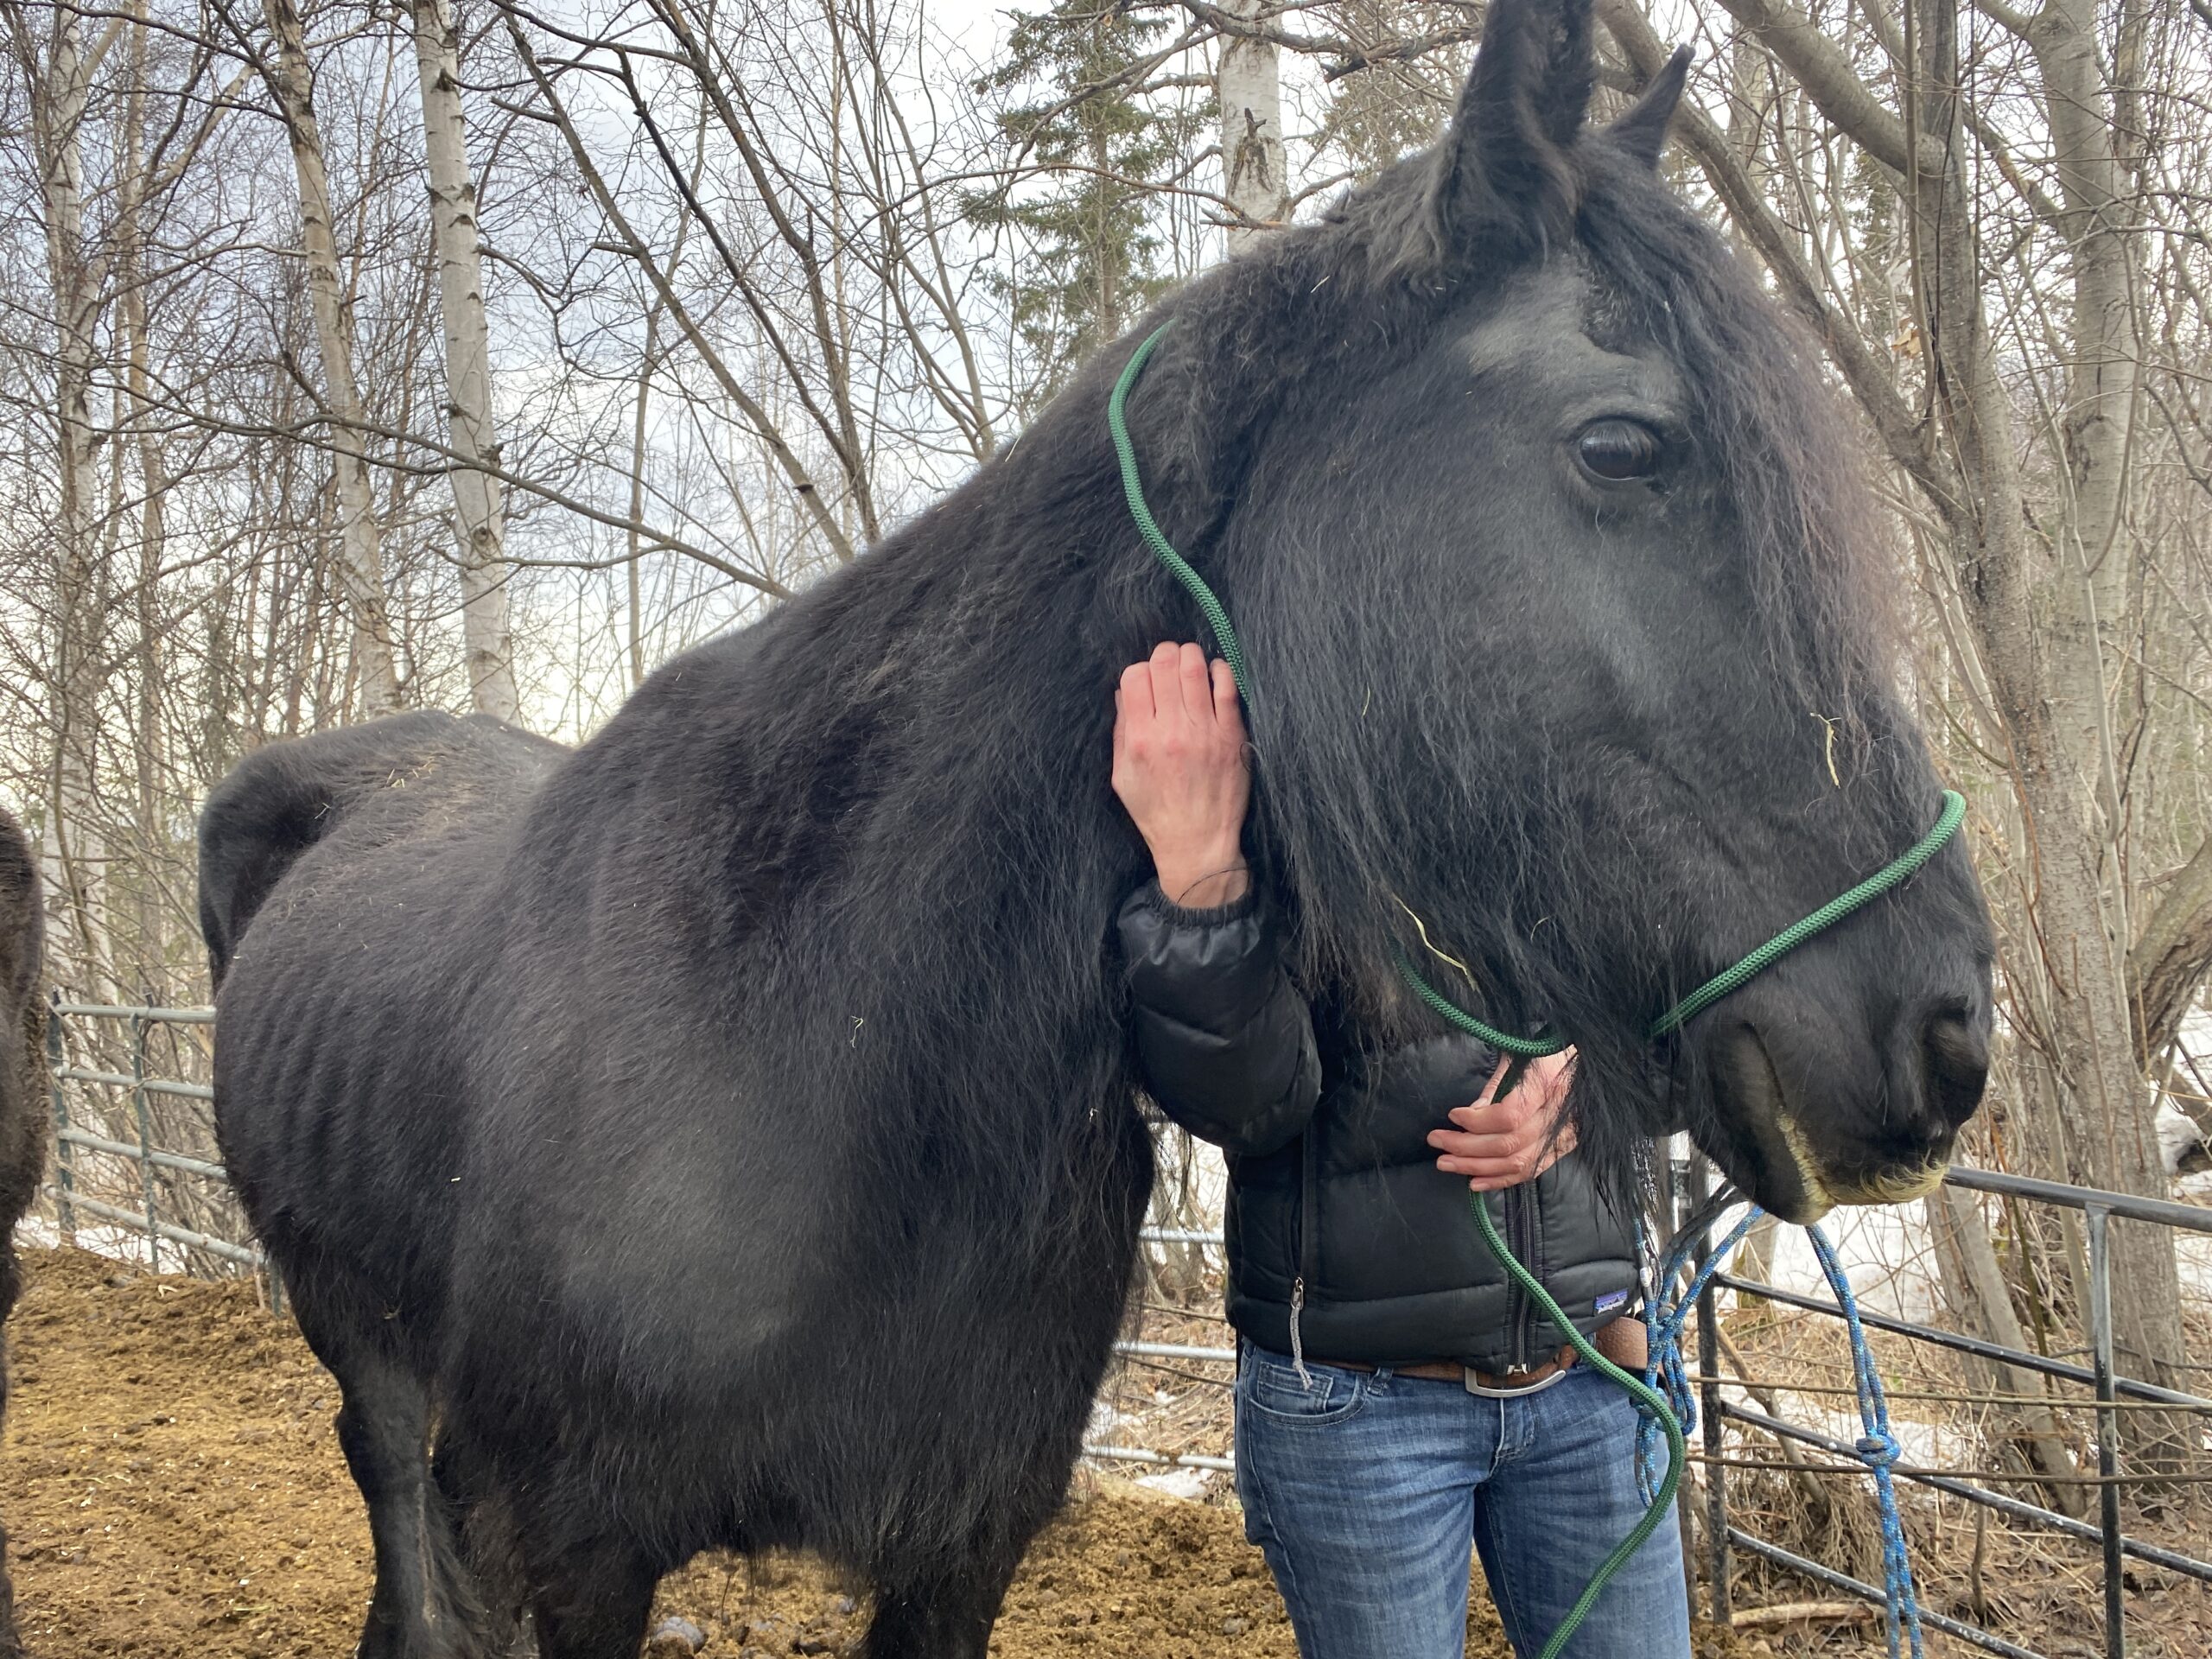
[0,809,47,1657]
[199,3,1993,1655]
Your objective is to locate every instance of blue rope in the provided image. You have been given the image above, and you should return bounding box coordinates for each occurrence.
[1636,1209,1759,1504]
[1637,1207,1924,1659]
[1807,1222,1925,1659]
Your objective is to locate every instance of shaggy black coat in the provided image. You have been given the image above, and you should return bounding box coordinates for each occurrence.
[198,3,1992,1655]
[0,809,47,1658]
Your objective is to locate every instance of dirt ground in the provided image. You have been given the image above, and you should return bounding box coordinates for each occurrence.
[0,1249,1583,1659]
[10,1244,2207,1657]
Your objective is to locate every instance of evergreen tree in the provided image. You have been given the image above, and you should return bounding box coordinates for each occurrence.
[971,1,1201,401]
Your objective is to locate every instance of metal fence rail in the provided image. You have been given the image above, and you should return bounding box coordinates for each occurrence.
[33,1001,2212,1654]
[1695,1167,2212,1659]
[41,998,256,1274]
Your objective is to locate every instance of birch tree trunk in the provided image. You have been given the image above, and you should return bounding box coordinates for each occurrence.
[264,0,404,715]
[20,0,115,995]
[1217,0,1287,253]
[626,304,663,692]
[1900,0,2187,1452]
[120,0,172,970]
[408,0,518,721]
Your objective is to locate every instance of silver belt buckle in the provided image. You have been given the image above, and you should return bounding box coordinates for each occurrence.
[1464,1363,1573,1399]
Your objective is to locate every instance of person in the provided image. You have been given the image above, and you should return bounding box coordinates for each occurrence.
[1110,641,1693,1659]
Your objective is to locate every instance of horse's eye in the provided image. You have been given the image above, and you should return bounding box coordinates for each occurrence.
[1575,420,1663,483]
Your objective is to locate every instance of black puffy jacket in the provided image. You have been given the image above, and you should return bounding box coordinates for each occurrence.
[1118,880,1639,1375]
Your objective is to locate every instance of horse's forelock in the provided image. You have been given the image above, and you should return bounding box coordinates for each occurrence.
[1575,163,1899,755]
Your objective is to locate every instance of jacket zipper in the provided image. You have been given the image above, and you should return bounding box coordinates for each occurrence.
[1291,1128,1319,1385]
[1505,1185,1533,1372]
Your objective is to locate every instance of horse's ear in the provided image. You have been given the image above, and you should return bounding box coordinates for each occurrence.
[1428,0,1596,255]
[1605,46,1692,171]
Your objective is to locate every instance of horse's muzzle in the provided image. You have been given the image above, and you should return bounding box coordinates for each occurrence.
[1707,998,1986,1224]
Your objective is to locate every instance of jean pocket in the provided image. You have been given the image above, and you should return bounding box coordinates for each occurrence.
[1239,1346,1370,1426]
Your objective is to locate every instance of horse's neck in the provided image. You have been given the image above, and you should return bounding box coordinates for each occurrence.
[669,428,1146,926]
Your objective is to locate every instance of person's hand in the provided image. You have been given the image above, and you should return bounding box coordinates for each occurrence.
[1427,1049,1579,1190]
[1112,642,1250,907]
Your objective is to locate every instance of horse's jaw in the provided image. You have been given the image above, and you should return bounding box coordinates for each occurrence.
[1756,1108,1953,1222]
[1769,1116,1837,1222]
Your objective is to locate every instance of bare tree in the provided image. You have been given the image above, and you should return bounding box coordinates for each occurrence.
[408,0,517,720]
[262,0,404,714]
[9,0,115,995]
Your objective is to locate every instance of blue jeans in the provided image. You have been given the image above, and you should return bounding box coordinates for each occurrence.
[1234,1342,1694,1658]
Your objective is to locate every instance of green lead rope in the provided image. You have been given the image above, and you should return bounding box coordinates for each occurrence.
[1109,320,1965,1658]
[1474,1196,1687,1657]
[1108,327,1253,705]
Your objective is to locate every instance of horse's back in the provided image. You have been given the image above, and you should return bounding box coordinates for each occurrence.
[199,711,560,985]
[202,712,567,1322]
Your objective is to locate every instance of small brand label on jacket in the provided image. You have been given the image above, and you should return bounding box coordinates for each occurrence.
[1594,1289,1629,1314]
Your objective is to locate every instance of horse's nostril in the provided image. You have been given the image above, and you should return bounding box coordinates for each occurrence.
[1921,1010,1989,1133]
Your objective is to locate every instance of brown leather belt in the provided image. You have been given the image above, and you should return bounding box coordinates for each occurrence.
[1324,1317,1648,1396]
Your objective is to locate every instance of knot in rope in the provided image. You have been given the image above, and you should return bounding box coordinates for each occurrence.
[1806,1223,1925,1659]
[1855,1431,1903,1469]
[1635,1211,1925,1659]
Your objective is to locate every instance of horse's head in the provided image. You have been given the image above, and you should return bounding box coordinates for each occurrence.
[1113,0,1992,1222]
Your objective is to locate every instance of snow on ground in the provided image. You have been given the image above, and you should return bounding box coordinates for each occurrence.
[2159,1100,2209,1172]
[16,1216,159,1266]
[1133,1467,1217,1501]
[1750,1204,1939,1323]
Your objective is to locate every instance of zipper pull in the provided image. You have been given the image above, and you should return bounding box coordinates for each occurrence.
[1290,1275,1313,1389]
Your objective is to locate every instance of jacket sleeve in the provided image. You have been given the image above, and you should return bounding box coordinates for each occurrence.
[1116,880,1322,1158]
